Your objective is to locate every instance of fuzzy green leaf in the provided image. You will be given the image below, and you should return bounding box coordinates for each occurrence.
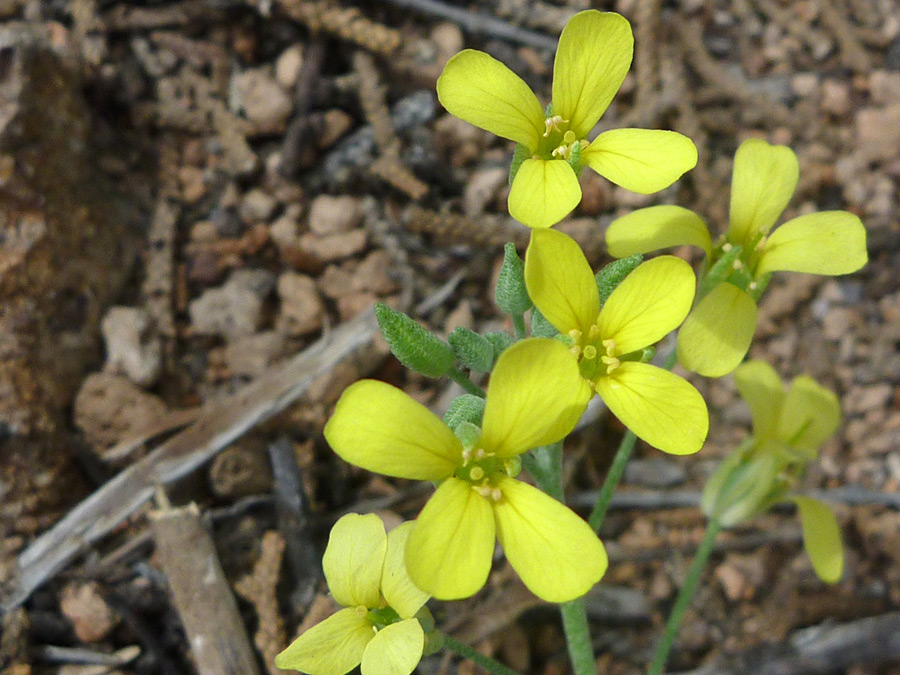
[375,302,455,377]
[596,253,643,306]
[495,243,533,315]
[448,327,495,372]
[443,395,486,431]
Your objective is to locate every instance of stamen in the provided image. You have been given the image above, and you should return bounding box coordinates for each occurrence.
[568,328,583,342]
[562,130,576,144]
[472,484,502,502]
[569,345,582,357]
[732,259,743,270]
[722,242,733,252]
[749,281,758,291]
[600,355,621,374]
[602,339,616,352]
[542,115,567,137]
[588,324,602,340]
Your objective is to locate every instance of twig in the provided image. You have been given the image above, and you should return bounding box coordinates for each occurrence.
[353,50,429,199]
[818,0,872,73]
[0,309,380,611]
[235,531,287,675]
[267,437,321,609]
[273,0,402,55]
[279,39,326,177]
[376,0,558,51]
[149,502,260,675]
[671,611,900,675]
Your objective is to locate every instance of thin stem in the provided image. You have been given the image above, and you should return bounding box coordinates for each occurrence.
[589,348,679,532]
[447,367,486,398]
[647,519,722,675]
[588,429,637,531]
[512,313,527,340]
[441,633,520,675]
[527,442,597,675]
[560,598,596,675]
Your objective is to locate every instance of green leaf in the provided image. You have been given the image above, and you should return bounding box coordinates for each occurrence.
[443,394,486,431]
[374,302,455,377]
[530,306,558,337]
[448,327,494,372]
[495,243,533,315]
[698,244,743,299]
[595,253,642,306]
[484,331,515,362]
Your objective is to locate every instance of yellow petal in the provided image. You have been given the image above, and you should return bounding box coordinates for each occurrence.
[325,380,462,481]
[480,338,591,458]
[323,514,386,609]
[275,607,372,675]
[728,139,798,246]
[777,375,841,456]
[524,229,600,335]
[606,205,712,259]
[595,362,708,455]
[790,496,843,583]
[733,360,785,442]
[756,211,868,277]
[494,476,607,602]
[381,522,430,619]
[360,619,424,675]
[676,283,758,377]
[508,158,581,229]
[436,49,544,150]
[405,478,495,600]
[581,129,698,194]
[552,11,633,138]
[597,256,696,355]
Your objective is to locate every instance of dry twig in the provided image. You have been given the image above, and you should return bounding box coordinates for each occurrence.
[274,0,401,56]
[150,502,260,675]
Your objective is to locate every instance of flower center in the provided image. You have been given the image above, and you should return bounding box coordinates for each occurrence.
[536,115,588,163]
[566,326,631,386]
[454,448,519,502]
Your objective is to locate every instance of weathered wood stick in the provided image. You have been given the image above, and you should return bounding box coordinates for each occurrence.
[0,308,379,612]
[150,503,260,675]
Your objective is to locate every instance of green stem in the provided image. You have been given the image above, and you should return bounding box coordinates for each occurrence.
[560,598,596,675]
[646,519,722,675]
[588,429,637,531]
[512,313,527,340]
[527,442,597,675]
[589,349,679,532]
[447,367,487,398]
[441,634,520,675]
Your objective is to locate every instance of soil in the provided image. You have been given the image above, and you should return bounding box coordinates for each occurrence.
[1,1,899,674]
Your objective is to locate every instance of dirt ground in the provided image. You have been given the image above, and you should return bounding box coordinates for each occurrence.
[1,0,899,673]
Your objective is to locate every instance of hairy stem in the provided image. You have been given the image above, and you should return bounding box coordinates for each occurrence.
[447,367,487,397]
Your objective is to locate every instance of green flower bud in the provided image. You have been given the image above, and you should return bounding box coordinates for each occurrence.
[495,243,533,315]
[453,421,482,450]
[596,253,643,307]
[702,446,779,527]
[443,394,486,431]
[530,306,558,337]
[374,302,454,378]
[484,330,515,362]
[448,327,494,373]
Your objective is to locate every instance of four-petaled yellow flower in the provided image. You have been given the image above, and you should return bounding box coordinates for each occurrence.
[702,360,844,582]
[436,10,697,229]
[276,514,430,675]
[606,138,868,377]
[324,338,607,603]
[524,228,709,455]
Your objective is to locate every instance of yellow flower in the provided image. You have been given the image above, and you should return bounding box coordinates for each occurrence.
[436,10,697,229]
[324,338,607,603]
[702,360,843,582]
[275,514,430,675]
[524,228,708,455]
[606,139,868,377]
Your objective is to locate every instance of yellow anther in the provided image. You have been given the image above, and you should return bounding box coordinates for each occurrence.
[474,448,487,460]
[473,484,502,502]
[569,345,582,357]
[749,281,758,291]
[582,345,597,360]
[469,466,485,481]
[600,355,621,374]
[568,328,583,342]
[732,259,743,270]
[755,236,767,251]
[722,242,733,252]
[588,324,602,340]
[461,448,472,462]
[602,338,617,353]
